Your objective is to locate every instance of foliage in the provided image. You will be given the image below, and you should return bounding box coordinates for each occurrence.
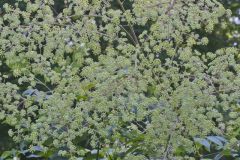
[199,0,240,52]
[0,0,240,159]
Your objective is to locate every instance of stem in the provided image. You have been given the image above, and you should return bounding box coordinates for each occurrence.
[34,77,52,92]
[165,0,177,15]
[96,141,100,160]
[117,0,139,45]
[119,25,137,45]
[163,117,179,160]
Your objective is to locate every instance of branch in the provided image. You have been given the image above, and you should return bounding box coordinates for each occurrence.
[163,117,179,160]
[117,0,139,45]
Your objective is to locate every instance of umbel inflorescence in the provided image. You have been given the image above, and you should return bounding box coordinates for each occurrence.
[0,0,240,159]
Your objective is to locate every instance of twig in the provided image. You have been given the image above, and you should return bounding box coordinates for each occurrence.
[96,140,100,160]
[204,74,215,88]
[201,151,220,158]
[117,0,139,45]
[34,77,52,92]
[147,2,162,8]
[163,117,179,160]
[165,0,177,15]
[119,25,137,45]
[146,1,170,8]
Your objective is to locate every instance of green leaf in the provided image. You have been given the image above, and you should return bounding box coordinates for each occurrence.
[221,149,232,156]
[207,136,223,147]
[174,146,186,156]
[215,136,227,143]
[194,138,211,152]
[76,95,88,101]
[213,153,223,160]
[1,151,12,159]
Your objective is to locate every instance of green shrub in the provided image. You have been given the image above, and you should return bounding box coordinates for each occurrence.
[0,0,240,159]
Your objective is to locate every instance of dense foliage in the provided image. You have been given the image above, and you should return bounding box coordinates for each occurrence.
[202,0,240,52]
[0,0,240,159]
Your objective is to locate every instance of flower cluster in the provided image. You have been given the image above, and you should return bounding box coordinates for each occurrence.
[0,0,239,159]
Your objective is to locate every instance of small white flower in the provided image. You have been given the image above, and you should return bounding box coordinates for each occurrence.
[13,157,19,160]
[234,17,240,25]
[80,43,85,47]
[91,149,98,154]
[91,20,96,24]
[230,17,240,25]
[68,41,74,46]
